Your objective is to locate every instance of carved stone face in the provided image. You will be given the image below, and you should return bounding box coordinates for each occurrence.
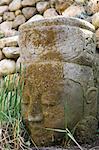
[19,17,98,146]
[21,62,98,146]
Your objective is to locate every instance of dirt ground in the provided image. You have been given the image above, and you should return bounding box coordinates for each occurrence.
[32,136,99,150]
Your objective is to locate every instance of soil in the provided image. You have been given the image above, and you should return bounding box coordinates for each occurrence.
[31,136,99,150]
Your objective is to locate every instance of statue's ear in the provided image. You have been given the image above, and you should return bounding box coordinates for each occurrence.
[85,87,98,104]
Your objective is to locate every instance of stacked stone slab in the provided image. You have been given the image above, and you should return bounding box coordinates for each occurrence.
[19,17,98,146]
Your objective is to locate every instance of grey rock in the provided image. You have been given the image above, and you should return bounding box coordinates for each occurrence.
[36,1,50,14]
[22,7,36,20]
[9,0,22,11]
[22,0,40,7]
[62,4,85,18]
[0,0,12,5]
[13,15,26,28]
[0,35,18,48]
[3,12,15,21]
[27,14,44,22]
[0,21,13,32]
[0,6,8,16]
[2,47,20,59]
[85,0,99,15]
[43,8,58,18]
[0,59,16,75]
[92,12,99,29]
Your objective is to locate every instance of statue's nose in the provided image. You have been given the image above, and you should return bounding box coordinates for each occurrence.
[28,101,44,122]
[28,113,44,122]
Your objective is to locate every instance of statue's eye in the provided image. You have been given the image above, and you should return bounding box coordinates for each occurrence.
[23,102,29,105]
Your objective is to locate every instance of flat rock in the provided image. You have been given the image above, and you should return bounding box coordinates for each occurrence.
[27,14,44,22]
[0,35,18,48]
[62,4,85,18]
[92,12,99,29]
[0,6,8,16]
[85,0,99,15]
[22,0,40,7]
[0,21,13,32]
[0,59,16,75]
[9,0,22,11]
[36,1,50,14]
[3,12,15,21]
[43,8,58,18]
[4,29,18,37]
[22,7,37,20]
[13,15,26,28]
[0,0,12,5]
[2,47,20,59]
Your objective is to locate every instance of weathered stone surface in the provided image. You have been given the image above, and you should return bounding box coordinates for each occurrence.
[96,28,99,49]
[85,0,99,15]
[22,0,40,7]
[19,17,95,65]
[92,12,99,29]
[9,0,22,11]
[0,0,12,5]
[22,7,37,20]
[13,15,26,28]
[19,17,98,146]
[62,4,85,18]
[0,35,18,48]
[0,59,16,76]
[3,12,15,21]
[36,1,50,14]
[75,116,98,143]
[0,6,8,16]
[27,14,44,22]
[2,47,20,59]
[43,8,58,18]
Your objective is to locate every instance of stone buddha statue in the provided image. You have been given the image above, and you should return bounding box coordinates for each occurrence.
[19,17,98,146]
